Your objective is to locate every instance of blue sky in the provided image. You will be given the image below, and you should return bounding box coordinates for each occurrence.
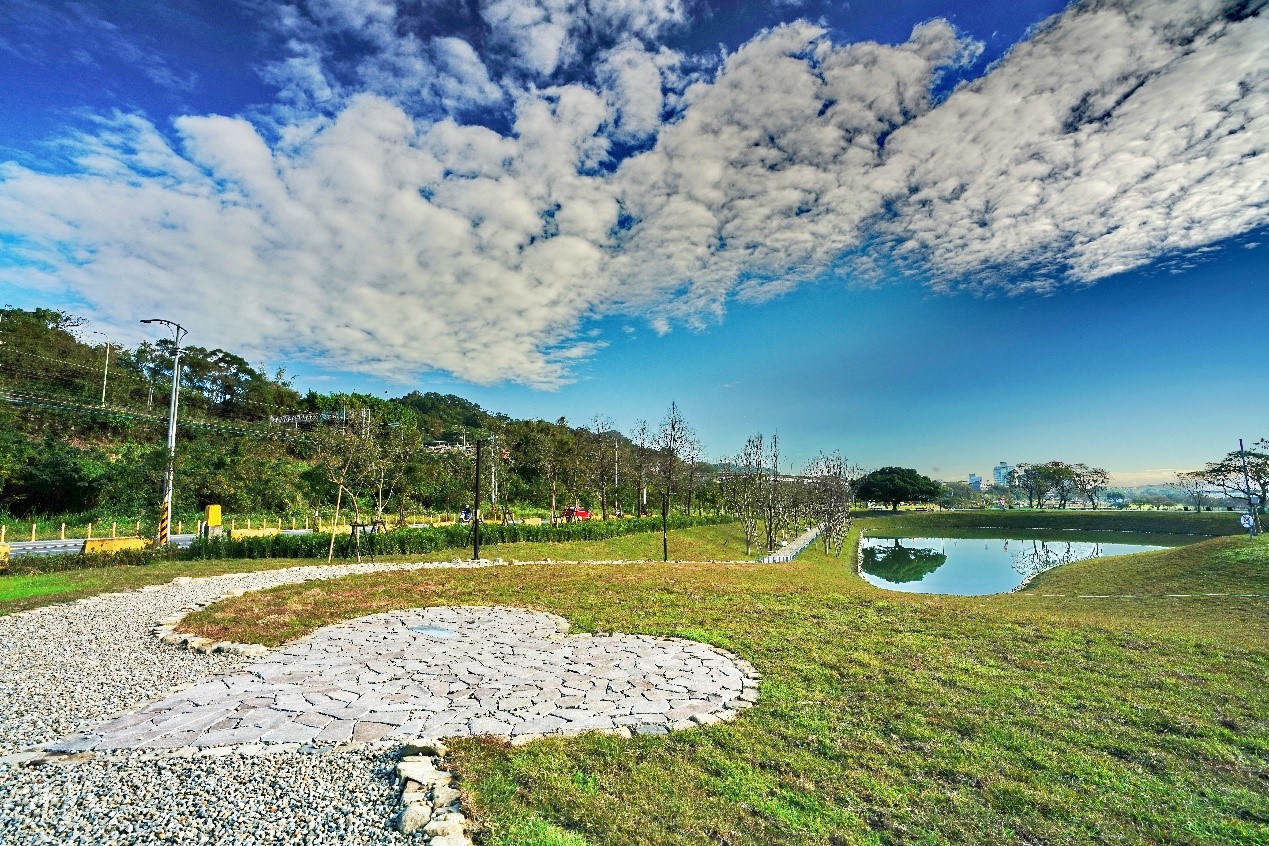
[1,0,1266,483]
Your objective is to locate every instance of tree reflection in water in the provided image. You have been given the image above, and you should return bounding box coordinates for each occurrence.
[861,539,948,583]
[1009,539,1103,579]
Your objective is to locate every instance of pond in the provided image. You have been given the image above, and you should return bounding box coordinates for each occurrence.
[858,535,1173,595]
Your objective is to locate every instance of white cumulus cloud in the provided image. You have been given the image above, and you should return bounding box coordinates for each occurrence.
[0,0,1264,388]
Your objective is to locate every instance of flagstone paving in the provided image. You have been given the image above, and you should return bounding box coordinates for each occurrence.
[50,605,757,753]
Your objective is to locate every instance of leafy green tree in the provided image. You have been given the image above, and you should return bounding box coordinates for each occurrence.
[856,467,942,511]
[1073,464,1110,509]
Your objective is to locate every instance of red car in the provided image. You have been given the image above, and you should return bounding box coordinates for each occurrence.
[561,506,591,521]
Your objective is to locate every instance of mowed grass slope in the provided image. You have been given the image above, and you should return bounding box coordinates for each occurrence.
[179,516,1268,846]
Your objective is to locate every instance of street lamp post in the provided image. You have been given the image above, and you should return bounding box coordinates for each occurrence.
[141,319,187,546]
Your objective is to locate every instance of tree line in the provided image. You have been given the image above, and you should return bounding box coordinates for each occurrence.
[0,308,858,556]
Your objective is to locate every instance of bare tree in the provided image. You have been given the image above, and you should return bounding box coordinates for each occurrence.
[654,402,694,561]
[721,434,765,555]
[629,419,653,516]
[762,432,787,551]
[1171,471,1210,513]
[682,434,703,516]
[308,424,375,562]
[588,415,615,520]
[803,452,855,556]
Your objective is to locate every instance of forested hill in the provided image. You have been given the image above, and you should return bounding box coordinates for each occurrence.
[0,307,582,520]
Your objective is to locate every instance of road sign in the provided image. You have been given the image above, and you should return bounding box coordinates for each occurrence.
[1240,514,1254,529]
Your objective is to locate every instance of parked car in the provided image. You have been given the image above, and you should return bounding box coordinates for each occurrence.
[561,506,591,521]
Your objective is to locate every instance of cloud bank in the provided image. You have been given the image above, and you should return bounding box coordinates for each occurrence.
[0,0,1264,386]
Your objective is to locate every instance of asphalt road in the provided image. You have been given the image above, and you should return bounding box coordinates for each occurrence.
[4,534,199,558]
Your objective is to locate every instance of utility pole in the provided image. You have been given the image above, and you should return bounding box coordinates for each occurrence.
[614,435,619,517]
[90,331,111,405]
[1239,438,1259,538]
[473,437,483,560]
[140,319,187,546]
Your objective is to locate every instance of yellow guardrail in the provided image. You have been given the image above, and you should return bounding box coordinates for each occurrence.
[83,537,152,554]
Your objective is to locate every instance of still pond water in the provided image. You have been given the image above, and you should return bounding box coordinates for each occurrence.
[859,535,1170,595]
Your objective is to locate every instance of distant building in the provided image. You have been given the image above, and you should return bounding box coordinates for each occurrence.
[968,474,982,492]
[993,462,1014,487]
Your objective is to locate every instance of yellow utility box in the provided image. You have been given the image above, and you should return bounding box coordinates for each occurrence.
[205,505,222,527]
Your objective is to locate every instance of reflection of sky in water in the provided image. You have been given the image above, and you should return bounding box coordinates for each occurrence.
[859,536,1166,596]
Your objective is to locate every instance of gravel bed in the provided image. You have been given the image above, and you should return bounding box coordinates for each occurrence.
[0,747,409,845]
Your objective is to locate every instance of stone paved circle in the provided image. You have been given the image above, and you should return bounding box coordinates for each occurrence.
[54,605,754,753]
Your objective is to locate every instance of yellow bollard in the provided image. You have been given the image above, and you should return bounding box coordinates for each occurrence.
[111,521,117,539]
[31,523,36,542]
[177,521,182,535]
[87,522,93,540]
[0,524,5,543]
[231,518,236,532]
[60,523,66,540]
[247,518,252,529]
[136,520,141,536]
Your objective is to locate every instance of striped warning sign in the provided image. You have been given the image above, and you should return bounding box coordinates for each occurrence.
[158,500,170,546]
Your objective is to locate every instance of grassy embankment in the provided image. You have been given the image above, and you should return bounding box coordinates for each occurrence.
[159,511,1267,846]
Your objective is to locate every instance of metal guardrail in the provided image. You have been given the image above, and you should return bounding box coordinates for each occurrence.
[760,524,823,563]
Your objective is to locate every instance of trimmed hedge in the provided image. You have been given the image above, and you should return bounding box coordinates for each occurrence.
[188,515,735,560]
[1,546,177,575]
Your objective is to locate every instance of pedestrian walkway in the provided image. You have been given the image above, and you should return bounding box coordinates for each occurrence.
[761,524,823,563]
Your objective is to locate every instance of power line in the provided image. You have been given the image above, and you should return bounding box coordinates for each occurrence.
[0,389,316,445]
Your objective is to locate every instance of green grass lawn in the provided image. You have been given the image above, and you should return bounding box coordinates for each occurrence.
[164,514,1268,846]
[2,514,1264,844]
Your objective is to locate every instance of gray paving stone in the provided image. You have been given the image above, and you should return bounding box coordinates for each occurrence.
[52,605,753,752]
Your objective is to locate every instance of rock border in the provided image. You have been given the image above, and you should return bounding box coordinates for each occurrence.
[393,739,472,844]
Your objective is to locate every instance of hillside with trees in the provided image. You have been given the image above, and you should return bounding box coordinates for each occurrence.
[3,308,855,557]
